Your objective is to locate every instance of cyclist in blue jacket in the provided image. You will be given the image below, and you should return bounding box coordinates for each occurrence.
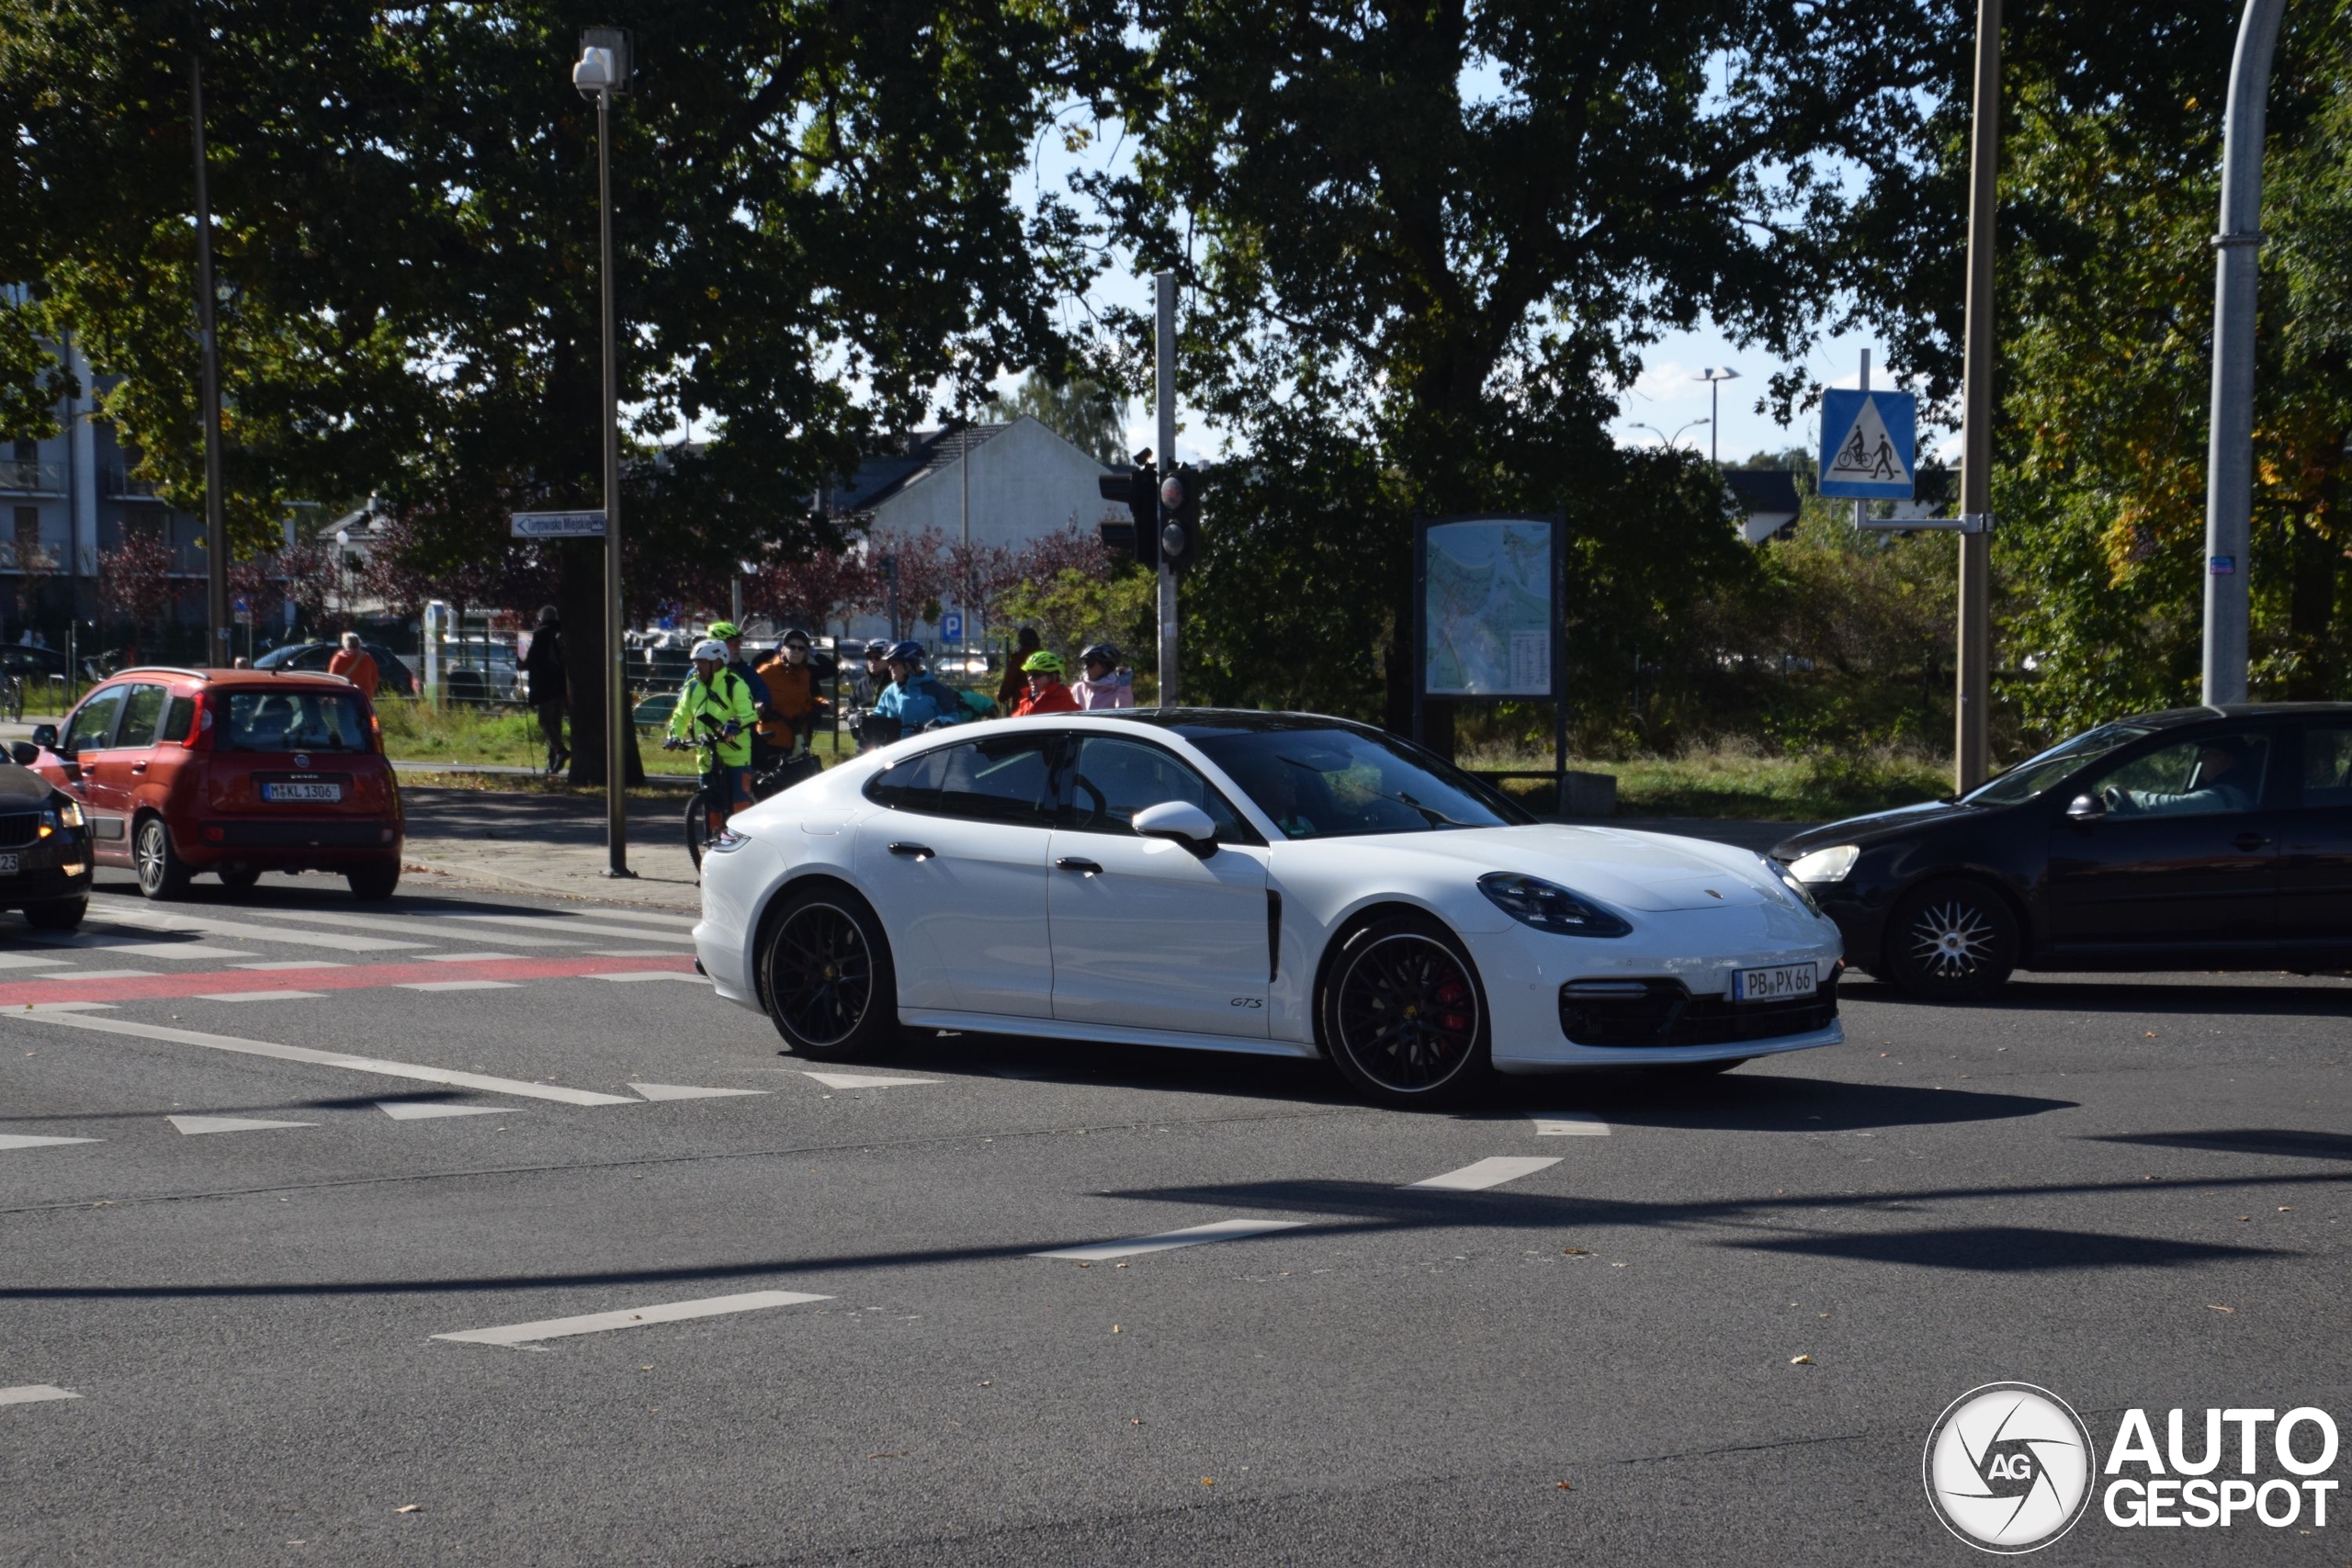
[868,641,967,740]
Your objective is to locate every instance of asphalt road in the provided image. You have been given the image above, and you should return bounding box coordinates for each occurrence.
[3,871,2346,1566]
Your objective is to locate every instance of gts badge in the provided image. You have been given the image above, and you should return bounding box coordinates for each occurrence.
[1229,997,1263,1009]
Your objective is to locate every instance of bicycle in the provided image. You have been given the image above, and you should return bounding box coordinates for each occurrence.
[674,720,825,869]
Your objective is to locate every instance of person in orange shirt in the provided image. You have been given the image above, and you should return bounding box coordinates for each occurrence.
[753,626,831,757]
[327,631,379,699]
[1012,649,1080,716]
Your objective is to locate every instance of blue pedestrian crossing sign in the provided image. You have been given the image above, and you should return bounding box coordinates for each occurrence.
[1818,389,1917,500]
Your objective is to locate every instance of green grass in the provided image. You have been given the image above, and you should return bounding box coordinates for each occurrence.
[375,697,853,777]
[1464,741,1952,822]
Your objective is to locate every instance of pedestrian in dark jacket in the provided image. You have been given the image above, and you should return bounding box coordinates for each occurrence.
[995,626,1041,713]
[523,605,570,774]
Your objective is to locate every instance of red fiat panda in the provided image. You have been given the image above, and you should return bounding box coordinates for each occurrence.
[32,667,404,900]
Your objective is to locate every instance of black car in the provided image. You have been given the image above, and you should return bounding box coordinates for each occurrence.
[1773,704,2352,997]
[254,640,419,695]
[0,746,94,930]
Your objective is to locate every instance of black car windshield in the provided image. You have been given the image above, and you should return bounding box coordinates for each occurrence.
[1188,724,1531,839]
[1964,720,2155,807]
[220,690,372,752]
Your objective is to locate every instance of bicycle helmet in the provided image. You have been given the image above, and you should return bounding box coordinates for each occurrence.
[781,626,812,647]
[884,639,926,665]
[1021,650,1066,676]
[706,619,741,640]
[690,637,729,663]
[1079,642,1120,668]
[863,639,890,658]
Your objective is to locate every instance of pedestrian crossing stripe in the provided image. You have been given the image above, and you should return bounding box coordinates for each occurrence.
[1817,388,1917,499]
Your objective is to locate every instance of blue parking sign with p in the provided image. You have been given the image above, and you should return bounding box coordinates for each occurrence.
[1818,389,1917,500]
[941,611,965,643]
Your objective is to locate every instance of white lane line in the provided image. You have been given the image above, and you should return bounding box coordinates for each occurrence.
[592,971,707,984]
[193,990,327,1003]
[166,1114,315,1135]
[31,938,249,961]
[583,948,687,958]
[394,980,523,993]
[628,1081,770,1101]
[378,1101,514,1121]
[35,969,160,982]
[432,1290,830,1348]
[1034,1219,1310,1263]
[230,961,349,972]
[87,906,426,953]
[551,908,697,930]
[9,1010,639,1106]
[1406,1156,1562,1191]
[153,907,585,948]
[1530,1113,1610,1136]
[432,914,695,944]
[0,1134,101,1151]
[417,953,526,964]
[0,1385,80,1406]
[802,1071,941,1090]
[0,953,71,969]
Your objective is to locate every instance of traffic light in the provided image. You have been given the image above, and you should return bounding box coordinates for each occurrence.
[1097,454,1159,570]
[1158,462,1201,574]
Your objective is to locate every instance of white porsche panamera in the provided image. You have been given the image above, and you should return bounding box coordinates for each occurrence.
[693,710,1844,1106]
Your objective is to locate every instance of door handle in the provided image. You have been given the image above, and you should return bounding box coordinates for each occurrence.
[130,761,148,774]
[888,841,934,861]
[1056,856,1104,875]
[2233,832,2270,852]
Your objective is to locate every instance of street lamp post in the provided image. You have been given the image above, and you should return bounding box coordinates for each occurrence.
[1698,367,1740,466]
[1631,419,1710,453]
[188,47,231,668]
[574,31,632,877]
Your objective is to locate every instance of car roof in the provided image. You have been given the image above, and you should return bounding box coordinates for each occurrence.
[1092,706,1380,737]
[2121,702,2352,728]
[102,666,360,692]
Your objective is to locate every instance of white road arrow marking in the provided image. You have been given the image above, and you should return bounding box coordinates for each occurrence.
[432,1290,830,1348]
[802,1071,941,1090]
[628,1082,771,1101]
[0,1134,99,1151]
[1530,1113,1610,1136]
[376,1101,515,1121]
[166,1114,315,1135]
[11,1010,639,1107]
[0,1385,80,1406]
[1032,1219,1310,1262]
[1406,1156,1561,1191]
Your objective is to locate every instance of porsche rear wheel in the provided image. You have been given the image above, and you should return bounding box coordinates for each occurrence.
[761,884,898,1059]
[1318,916,1490,1108]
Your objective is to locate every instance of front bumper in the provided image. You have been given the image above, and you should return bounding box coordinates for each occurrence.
[1470,903,1845,1071]
[0,829,92,906]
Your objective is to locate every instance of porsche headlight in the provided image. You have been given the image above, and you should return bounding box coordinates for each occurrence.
[1786,844,1858,885]
[1763,856,1825,916]
[1476,873,1632,938]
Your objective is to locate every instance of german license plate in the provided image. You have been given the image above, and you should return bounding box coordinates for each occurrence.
[262,782,343,803]
[1732,962,1817,1003]
[0,852,17,875]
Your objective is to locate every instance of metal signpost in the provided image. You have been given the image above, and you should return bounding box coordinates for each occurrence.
[574,28,633,876]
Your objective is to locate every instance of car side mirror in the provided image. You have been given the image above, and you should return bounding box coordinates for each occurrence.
[8,741,36,767]
[1134,799,1218,854]
[29,724,57,750]
[2066,792,2106,825]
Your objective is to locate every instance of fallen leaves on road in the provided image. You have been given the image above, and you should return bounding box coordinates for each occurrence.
[1790,1355,1814,1365]
[2237,1215,2252,1222]
[1202,1477,1215,1487]
[1562,1247,1589,1256]
[1112,1325,1122,1334]
[2209,1304,2236,1314]
[394,1505,423,1515]
[1556,1482,1575,1491]
[2278,1206,2292,1213]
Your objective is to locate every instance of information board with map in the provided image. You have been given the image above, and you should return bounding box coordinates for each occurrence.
[1418,517,1559,697]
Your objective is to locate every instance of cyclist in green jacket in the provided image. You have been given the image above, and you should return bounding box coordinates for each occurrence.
[664,638,761,835]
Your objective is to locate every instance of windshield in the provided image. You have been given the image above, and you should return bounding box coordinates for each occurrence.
[221,690,373,753]
[1188,724,1531,839]
[1964,720,2155,807]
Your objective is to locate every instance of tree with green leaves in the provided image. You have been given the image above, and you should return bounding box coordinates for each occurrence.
[988,369,1128,465]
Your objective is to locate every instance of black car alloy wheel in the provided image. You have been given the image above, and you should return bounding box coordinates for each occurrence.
[767,899,876,1051]
[1327,919,1487,1101]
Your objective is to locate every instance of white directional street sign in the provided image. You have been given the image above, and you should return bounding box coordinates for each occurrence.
[509,510,607,539]
[1818,389,1917,500]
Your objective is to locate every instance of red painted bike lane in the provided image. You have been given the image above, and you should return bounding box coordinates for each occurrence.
[0,952,698,1009]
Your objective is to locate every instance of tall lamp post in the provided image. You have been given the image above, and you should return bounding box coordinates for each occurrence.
[1698,367,1740,466]
[188,43,231,668]
[1631,419,1709,453]
[574,30,631,877]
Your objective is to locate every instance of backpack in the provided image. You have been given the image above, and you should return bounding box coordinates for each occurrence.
[957,687,998,722]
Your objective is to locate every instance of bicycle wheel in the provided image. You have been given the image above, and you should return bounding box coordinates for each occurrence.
[684,788,711,869]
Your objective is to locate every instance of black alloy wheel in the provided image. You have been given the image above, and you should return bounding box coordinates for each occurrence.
[134,817,190,900]
[1884,879,2019,999]
[762,886,897,1058]
[1320,916,1490,1107]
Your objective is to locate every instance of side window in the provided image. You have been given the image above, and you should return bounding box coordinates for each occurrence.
[2086,731,2270,818]
[934,734,1059,826]
[865,747,952,813]
[2302,726,2352,809]
[62,686,127,755]
[115,683,167,750]
[1067,736,1250,843]
[160,694,197,746]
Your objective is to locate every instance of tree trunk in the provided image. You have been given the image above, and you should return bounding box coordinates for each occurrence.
[2285,515,2338,701]
[560,537,645,786]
